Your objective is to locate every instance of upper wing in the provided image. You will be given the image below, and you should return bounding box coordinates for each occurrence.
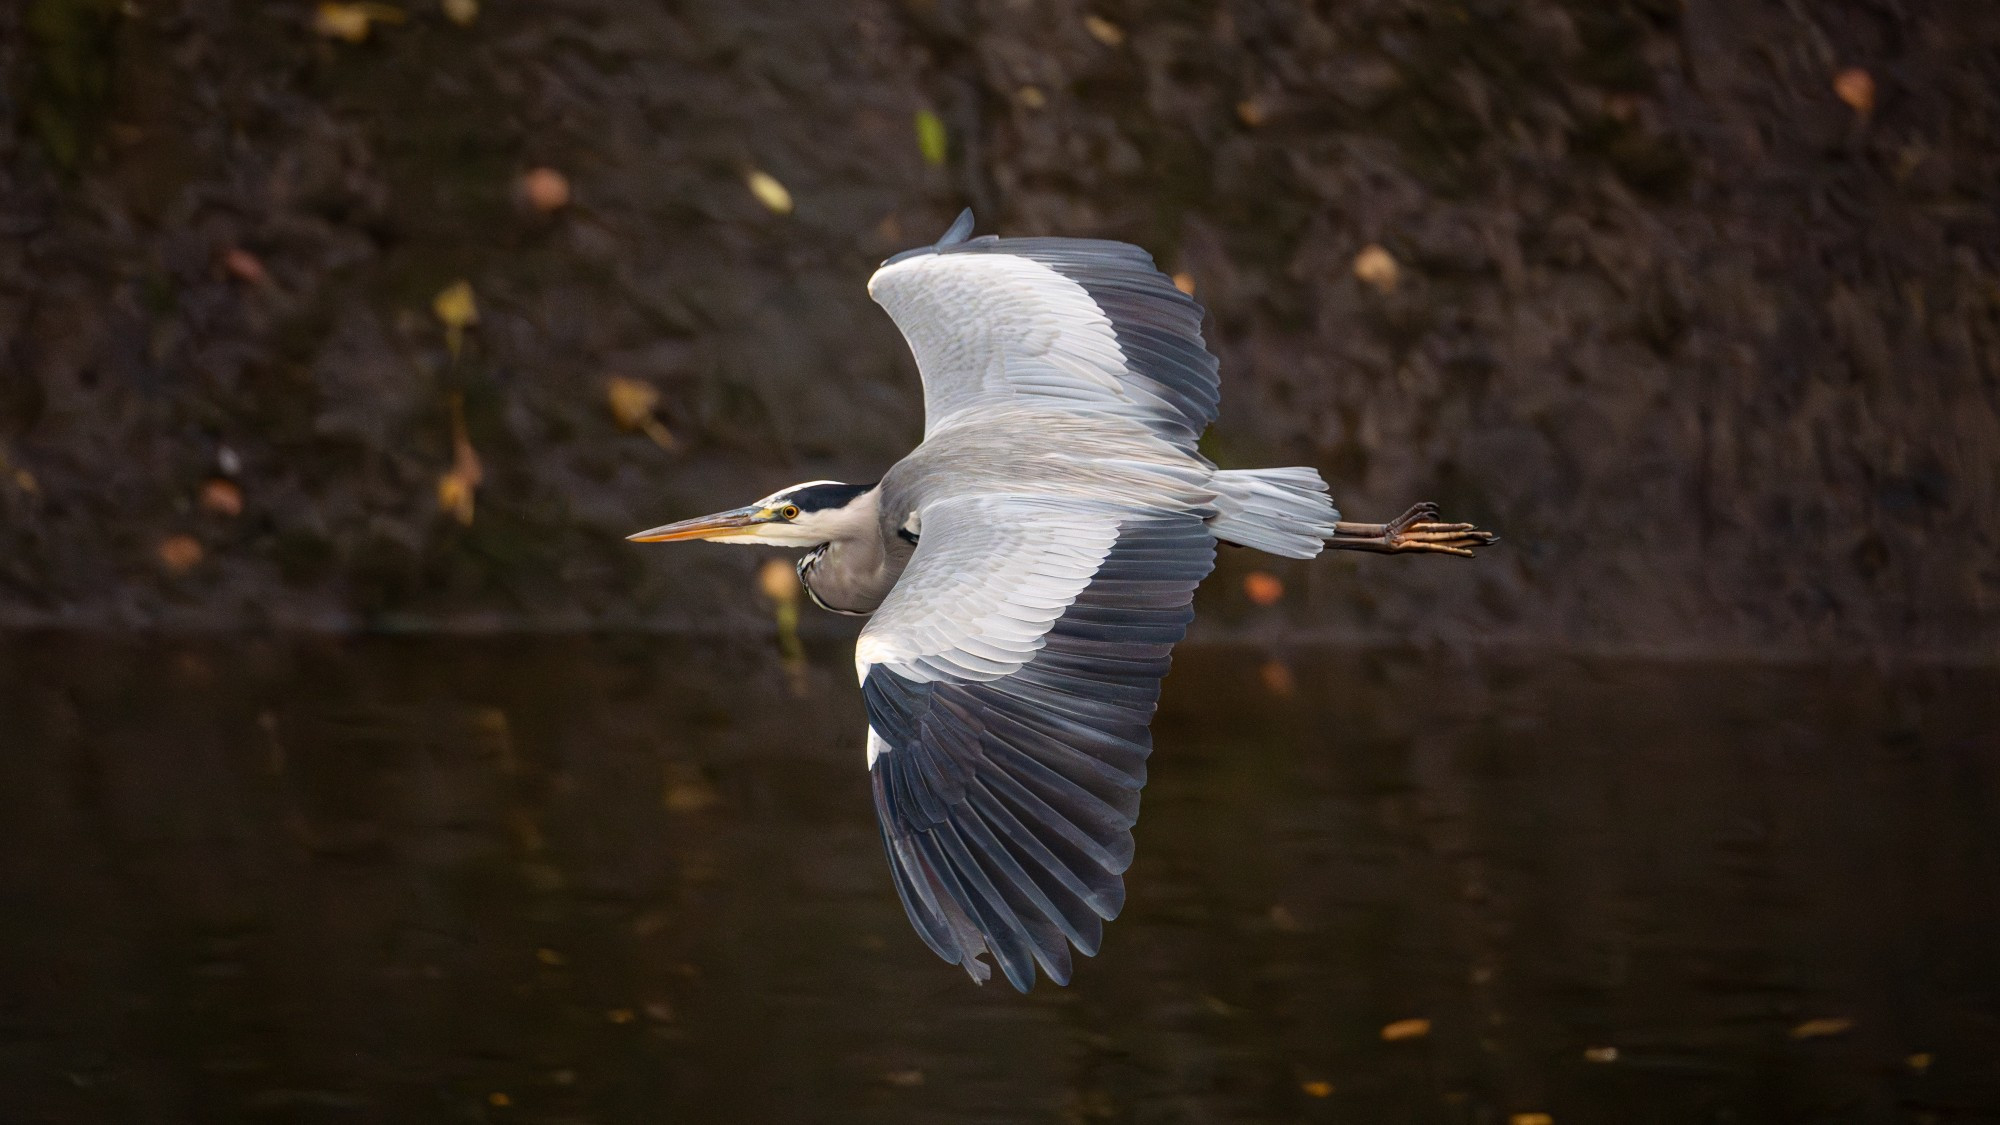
[867,211,1220,451]
[856,494,1216,990]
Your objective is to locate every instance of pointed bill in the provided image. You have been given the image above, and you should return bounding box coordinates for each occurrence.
[627,506,765,542]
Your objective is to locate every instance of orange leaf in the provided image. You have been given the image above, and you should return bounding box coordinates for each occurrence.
[1381,1017,1431,1041]
[1243,571,1284,606]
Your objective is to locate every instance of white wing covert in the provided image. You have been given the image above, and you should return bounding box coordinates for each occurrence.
[867,212,1220,450]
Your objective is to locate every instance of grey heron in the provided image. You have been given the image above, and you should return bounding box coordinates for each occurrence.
[630,210,1494,990]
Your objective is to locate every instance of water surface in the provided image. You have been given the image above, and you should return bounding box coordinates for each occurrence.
[2,635,1995,1122]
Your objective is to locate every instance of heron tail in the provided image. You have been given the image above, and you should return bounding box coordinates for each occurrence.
[1207,468,1340,559]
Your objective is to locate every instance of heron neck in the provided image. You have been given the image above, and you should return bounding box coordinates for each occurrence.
[797,488,901,615]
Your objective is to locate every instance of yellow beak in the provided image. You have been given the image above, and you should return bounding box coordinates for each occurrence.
[626,506,766,543]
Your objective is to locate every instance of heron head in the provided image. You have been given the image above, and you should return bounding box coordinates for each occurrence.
[627,480,877,548]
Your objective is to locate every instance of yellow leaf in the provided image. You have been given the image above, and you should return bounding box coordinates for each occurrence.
[1381,1018,1431,1041]
[1083,15,1124,46]
[915,109,948,166]
[1300,1080,1333,1098]
[1583,1046,1619,1063]
[437,469,475,524]
[1790,1017,1854,1039]
[1172,271,1196,295]
[605,376,676,450]
[441,0,477,26]
[434,280,478,360]
[1016,85,1046,109]
[1510,1115,1553,1125]
[487,1092,510,1108]
[745,169,793,214]
[605,376,659,430]
[313,2,373,42]
[433,280,478,330]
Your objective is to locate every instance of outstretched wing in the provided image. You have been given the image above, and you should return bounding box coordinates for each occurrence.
[867,210,1220,451]
[856,494,1216,990]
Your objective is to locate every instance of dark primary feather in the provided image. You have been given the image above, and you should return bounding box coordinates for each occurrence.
[863,511,1215,990]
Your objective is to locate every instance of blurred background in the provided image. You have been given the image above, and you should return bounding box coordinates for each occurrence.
[3,1,1998,1122]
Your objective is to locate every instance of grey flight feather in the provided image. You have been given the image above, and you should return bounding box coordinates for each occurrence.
[851,210,1344,989]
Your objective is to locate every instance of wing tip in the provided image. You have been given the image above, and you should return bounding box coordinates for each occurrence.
[938,207,976,247]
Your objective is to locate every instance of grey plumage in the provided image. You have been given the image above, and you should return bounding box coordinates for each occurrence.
[627,208,1496,991]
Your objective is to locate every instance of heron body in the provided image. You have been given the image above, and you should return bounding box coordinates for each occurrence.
[631,210,1494,990]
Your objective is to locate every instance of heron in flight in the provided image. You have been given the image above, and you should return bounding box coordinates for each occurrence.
[630,210,1494,990]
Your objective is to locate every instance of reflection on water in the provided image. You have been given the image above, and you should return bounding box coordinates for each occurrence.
[1,634,1995,1122]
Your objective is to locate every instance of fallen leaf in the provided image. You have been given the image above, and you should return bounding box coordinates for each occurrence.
[745,169,793,214]
[1236,99,1266,127]
[915,109,948,166]
[1083,14,1124,46]
[1017,85,1046,109]
[606,376,658,429]
[437,391,482,525]
[313,2,373,41]
[158,534,203,574]
[313,2,403,42]
[437,471,475,525]
[1243,571,1284,605]
[1301,1080,1334,1098]
[663,765,720,813]
[1353,244,1400,293]
[1172,271,1196,296]
[222,248,269,286]
[433,280,478,360]
[883,1070,925,1088]
[441,0,477,25]
[1200,994,1242,1017]
[1510,1115,1552,1125]
[200,478,243,518]
[1790,1017,1854,1039]
[521,167,570,212]
[1381,1018,1432,1041]
[759,558,800,604]
[1583,1045,1619,1063]
[1834,67,1875,115]
[605,376,675,450]
[1259,659,1296,698]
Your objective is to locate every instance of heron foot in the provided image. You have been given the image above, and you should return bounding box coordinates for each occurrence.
[1329,502,1497,558]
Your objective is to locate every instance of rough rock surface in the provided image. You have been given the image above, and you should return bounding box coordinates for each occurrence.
[3,0,1996,658]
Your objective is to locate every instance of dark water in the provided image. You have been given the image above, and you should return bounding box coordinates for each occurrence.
[2,634,1996,1123]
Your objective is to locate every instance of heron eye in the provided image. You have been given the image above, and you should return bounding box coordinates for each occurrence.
[780,505,801,520]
